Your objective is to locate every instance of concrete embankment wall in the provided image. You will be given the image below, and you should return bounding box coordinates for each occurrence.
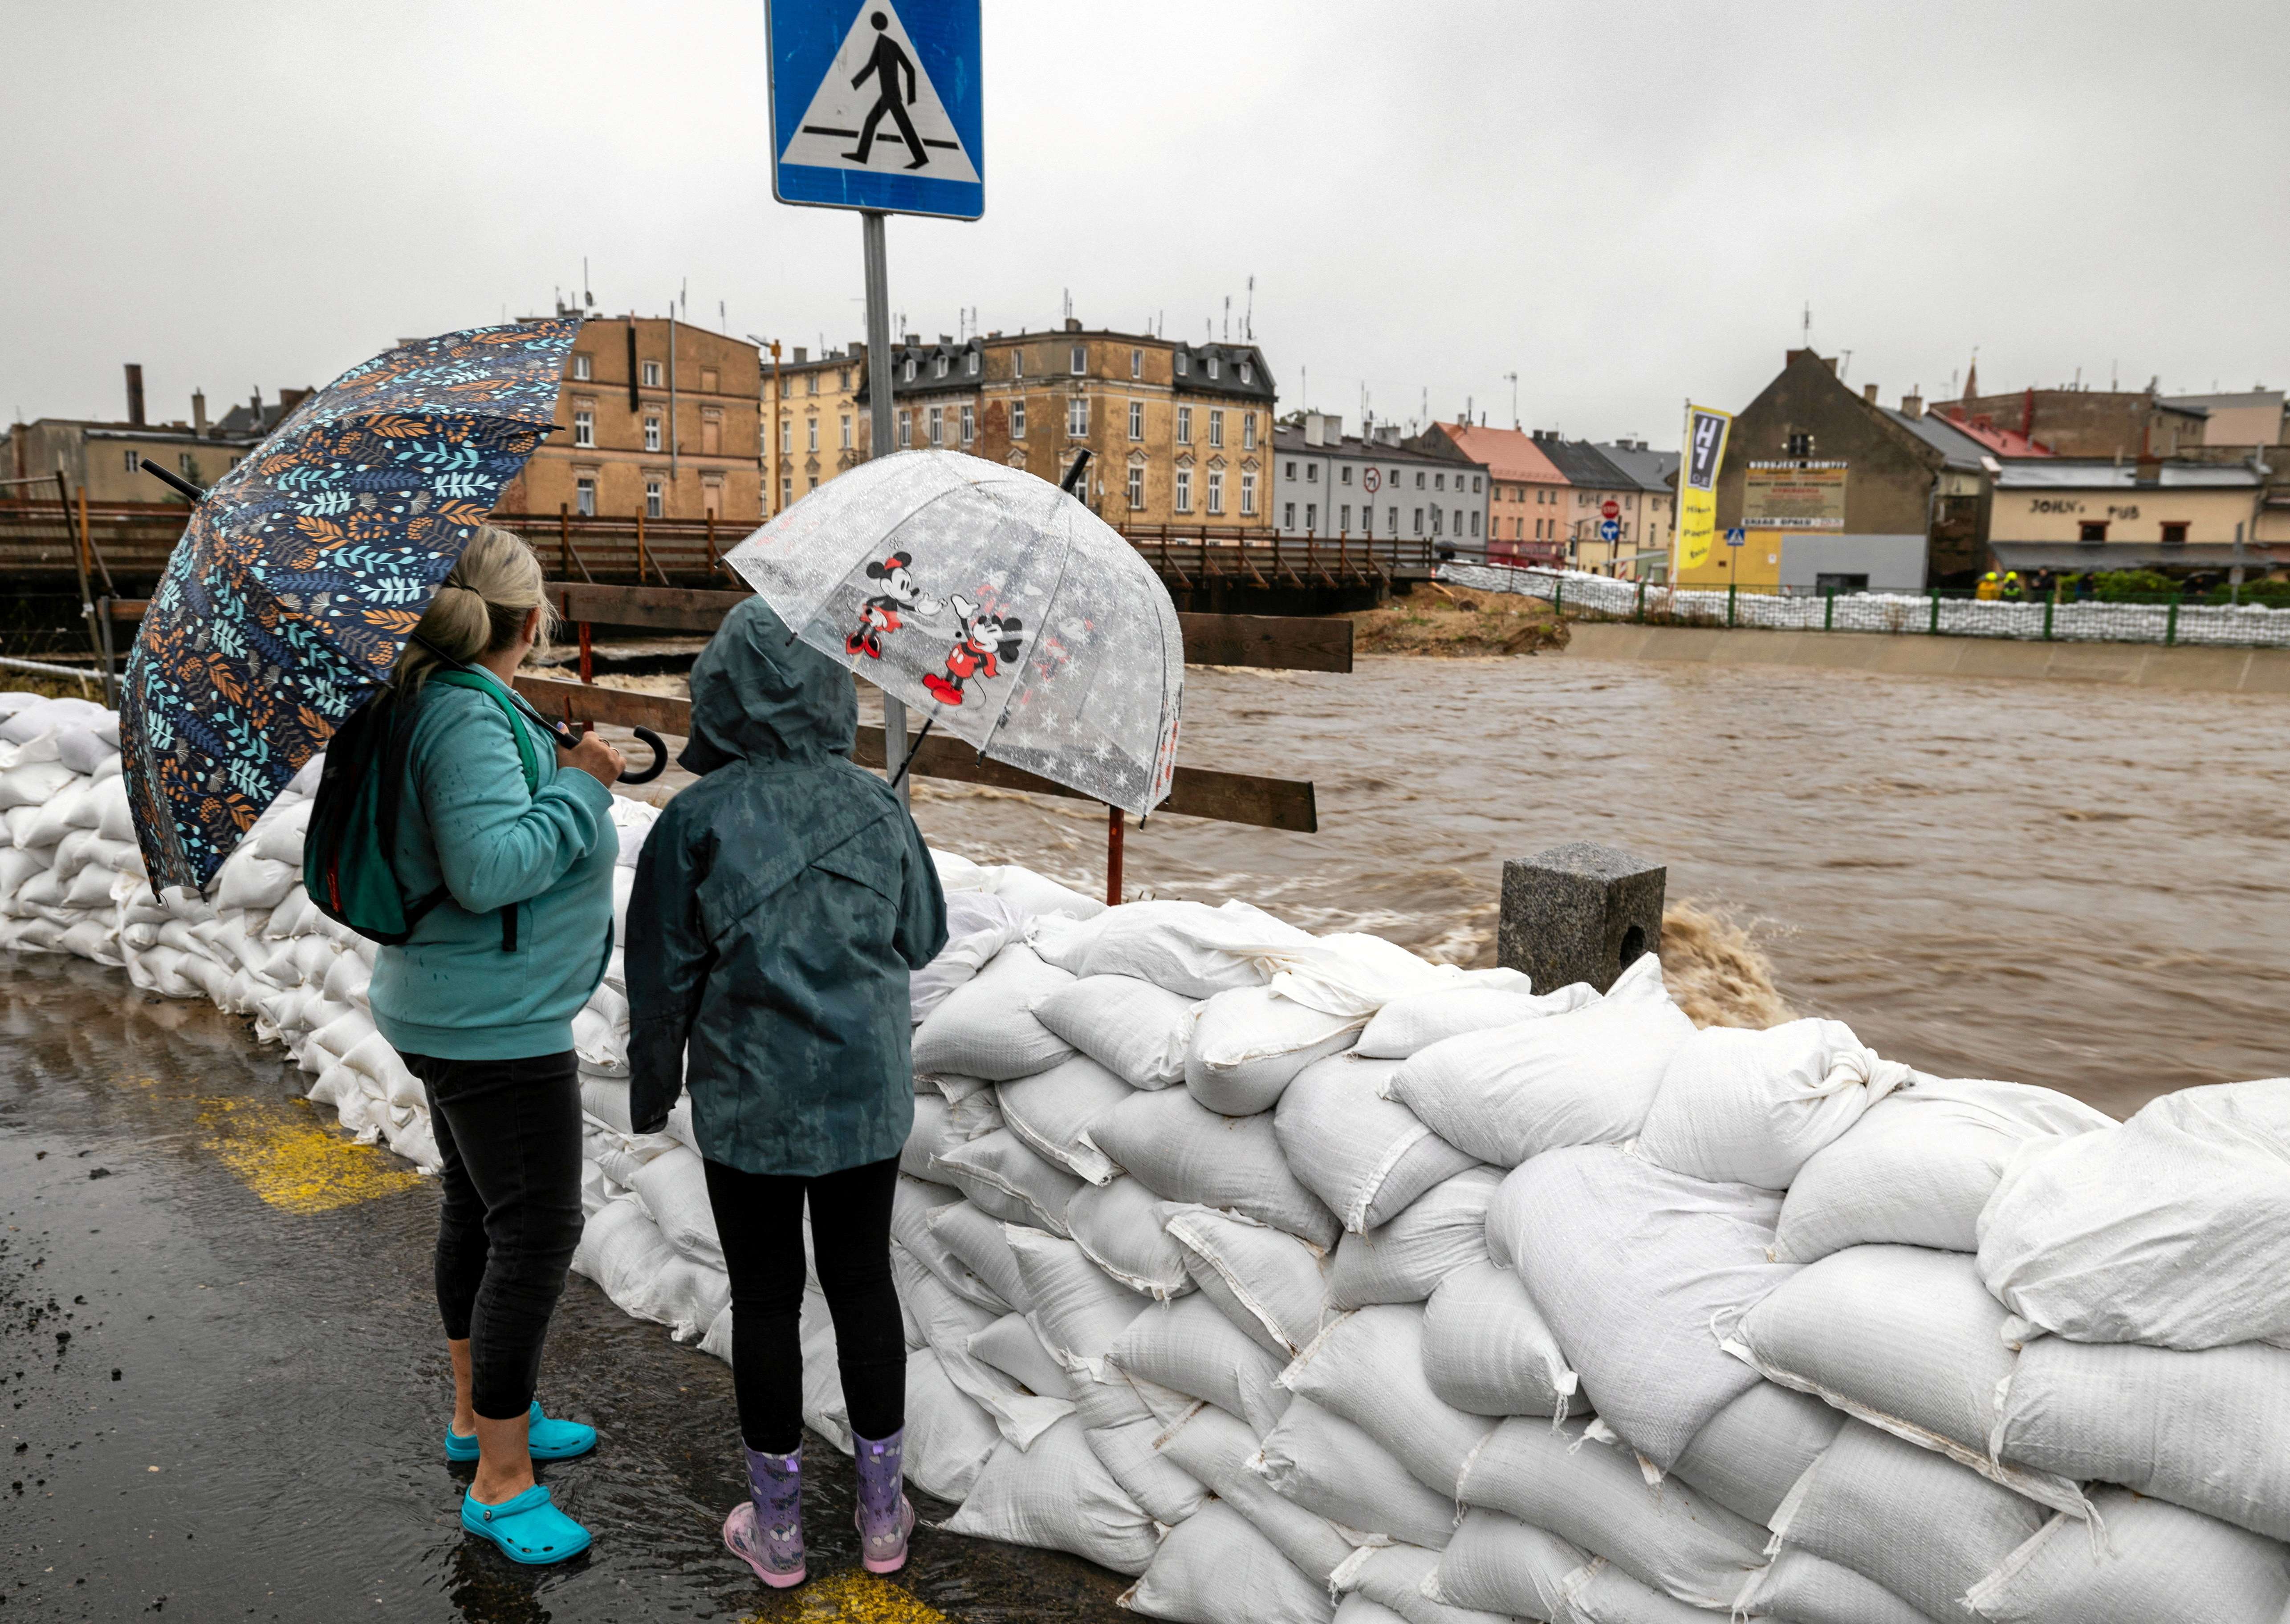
[1557,621,2290,697]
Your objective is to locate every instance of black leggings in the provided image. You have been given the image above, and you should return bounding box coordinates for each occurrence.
[704,1156,905,1454]
[405,1049,586,1421]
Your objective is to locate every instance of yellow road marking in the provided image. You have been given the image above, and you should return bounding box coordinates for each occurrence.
[194,1096,424,1214]
[744,1569,954,1624]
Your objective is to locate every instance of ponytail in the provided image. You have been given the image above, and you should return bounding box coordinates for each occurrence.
[394,525,555,696]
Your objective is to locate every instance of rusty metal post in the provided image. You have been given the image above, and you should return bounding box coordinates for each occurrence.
[635,508,646,584]
[559,503,570,576]
[1106,805,1124,907]
[578,620,593,684]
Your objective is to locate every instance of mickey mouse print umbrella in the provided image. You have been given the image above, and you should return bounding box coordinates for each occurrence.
[723,450,1184,817]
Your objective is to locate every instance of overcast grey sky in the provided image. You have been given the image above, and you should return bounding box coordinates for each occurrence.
[6,0,2285,446]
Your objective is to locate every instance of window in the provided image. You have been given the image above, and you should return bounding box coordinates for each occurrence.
[806,372,819,395]
[1431,506,1444,535]
[808,473,819,491]
[1013,351,1024,379]
[1131,348,1143,380]
[1470,511,1480,538]
[935,355,948,379]
[1339,503,1351,532]
[840,414,853,450]
[928,405,944,446]
[2079,521,2107,543]
[1011,400,1027,438]
[1175,353,1189,377]
[1472,476,1482,494]
[1305,502,1317,530]
[1415,471,1425,489]
[1284,502,1296,528]
[1177,406,1193,445]
[898,410,911,448]
[1283,459,1294,479]
[1413,506,1424,533]
[807,418,819,454]
[967,351,980,375]
[1306,463,1318,483]
[1434,473,1445,492]
[123,448,137,473]
[1243,414,1257,451]
[1785,431,1814,458]
[642,360,662,387]
[575,476,596,516]
[1176,468,1193,512]
[645,479,664,519]
[644,415,661,452]
[1387,506,1397,533]
[1209,410,1224,449]
[1240,362,1253,384]
[960,403,975,445]
[781,420,793,455]
[1340,465,1352,485]
[1207,469,1224,515]
[571,353,592,380]
[781,474,792,505]
[839,368,852,390]
[1207,357,1220,380]
[1241,471,1256,516]
[903,357,918,383]
[2160,521,2188,545]
[1070,345,1086,376]
[1127,464,1145,509]
[701,410,721,454]
[1129,400,1144,441]
[573,406,594,447]
[1067,396,1088,438]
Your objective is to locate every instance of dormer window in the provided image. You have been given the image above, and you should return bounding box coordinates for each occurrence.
[967,351,980,375]
[935,355,948,378]
[1207,357,1221,380]
[1239,362,1253,385]
[1175,353,1189,377]
[903,357,918,383]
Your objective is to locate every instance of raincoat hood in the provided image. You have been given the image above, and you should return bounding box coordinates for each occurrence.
[680,597,857,775]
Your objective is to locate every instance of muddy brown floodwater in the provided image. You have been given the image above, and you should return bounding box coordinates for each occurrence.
[886,652,2289,1121]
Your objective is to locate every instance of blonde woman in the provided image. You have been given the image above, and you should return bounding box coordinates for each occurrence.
[366,526,624,1564]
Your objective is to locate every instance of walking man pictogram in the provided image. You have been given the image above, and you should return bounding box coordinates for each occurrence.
[845,12,928,170]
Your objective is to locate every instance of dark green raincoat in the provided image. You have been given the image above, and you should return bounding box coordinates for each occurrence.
[626,599,947,1174]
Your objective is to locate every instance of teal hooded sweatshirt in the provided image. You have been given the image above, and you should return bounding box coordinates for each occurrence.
[625,599,947,1176]
[367,669,618,1060]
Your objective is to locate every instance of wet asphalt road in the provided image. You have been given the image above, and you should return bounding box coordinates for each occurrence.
[0,954,1130,1623]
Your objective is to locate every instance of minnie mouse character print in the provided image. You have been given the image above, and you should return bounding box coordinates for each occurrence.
[921,595,1024,706]
[845,551,942,659]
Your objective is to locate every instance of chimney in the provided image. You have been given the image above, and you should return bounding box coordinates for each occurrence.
[124,363,146,426]
[1303,414,1324,447]
[904,333,920,346]
[1863,383,1879,403]
[1063,317,1082,333]
[938,333,952,345]
[1901,388,1924,419]
[793,346,807,363]
[279,388,312,414]
[192,389,208,434]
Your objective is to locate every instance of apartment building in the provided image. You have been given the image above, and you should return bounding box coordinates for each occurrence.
[1272,413,1487,544]
[765,344,866,516]
[1,366,281,505]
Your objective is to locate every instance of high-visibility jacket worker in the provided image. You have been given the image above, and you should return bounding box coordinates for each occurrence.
[1977,571,2002,601]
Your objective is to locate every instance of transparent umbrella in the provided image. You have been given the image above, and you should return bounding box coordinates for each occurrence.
[722,450,1183,816]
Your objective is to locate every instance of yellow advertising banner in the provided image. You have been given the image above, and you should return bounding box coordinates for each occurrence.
[1676,404,1732,571]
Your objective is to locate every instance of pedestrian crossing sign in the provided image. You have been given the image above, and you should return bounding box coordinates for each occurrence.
[767,0,984,219]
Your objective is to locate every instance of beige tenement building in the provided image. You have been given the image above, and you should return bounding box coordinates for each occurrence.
[2,365,284,506]
[1989,460,2271,572]
[764,344,867,517]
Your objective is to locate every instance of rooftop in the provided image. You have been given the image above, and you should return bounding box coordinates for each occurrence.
[1590,440,1680,494]
[1995,460,2264,490]
[1428,422,1568,486]
[1272,422,1484,468]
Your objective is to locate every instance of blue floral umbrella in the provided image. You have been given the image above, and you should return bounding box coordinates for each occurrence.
[122,316,582,894]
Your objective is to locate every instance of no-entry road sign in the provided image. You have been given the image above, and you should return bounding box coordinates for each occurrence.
[767,0,984,219]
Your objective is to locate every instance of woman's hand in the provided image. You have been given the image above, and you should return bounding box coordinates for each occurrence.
[557,731,626,787]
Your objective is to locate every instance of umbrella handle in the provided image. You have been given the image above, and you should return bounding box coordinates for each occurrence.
[619,725,668,784]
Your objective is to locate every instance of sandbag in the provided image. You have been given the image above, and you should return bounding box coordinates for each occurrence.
[1090,1087,1339,1248]
[891,1175,1008,1312]
[931,1129,1085,1236]
[897,1248,1072,1447]
[1034,897,1314,997]
[1326,1165,1499,1310]
[569,1197,729,1343]
[1253,1395,1456,1551]
[1774,1076,2110,1264]
[939,1416,1161,1575]
[1738,1547,1936,1624]
[968,1311,1070,1397]
[1166,1204,1327,1359]
[1275,1052,1481,1234]
[1108,1293,1291,1436]
[900,1088,1003,1185]
[986,862,1106,922]
[1122,1501,1334,1624]
[1667,1378,1842,1527]
[1963,1489,2290,1624]
[1993,1335,2290,1542]
[1067,1177,1193,1299]
[1331,1542,1514,1624]
[1383,954,1694,1169]
[1032,973,1197,1090]
[1633,1018,1910,1189]
[1429,1509,1587,1622]
[1085,1416,1209,1525]
[1421,1259,1577,1420]
[1186,984,1361,1116]
[1496,1145,1794,1468]
[995,1053,1132,1183]
[910,944,1077,1080]
[1279,1305,1495,1497]
[1456,1416,1766,1612]
[1976,1078,2290,1351]
[1355,974,1586,1060]
[928,1199,1033,1311]
[1157,1401,1354,1582]
[911,890,1028,1025]
[1552,1558,1715,1624]
[904,1347,1003,1502]
[1003,1226,1147,1379]
[1723,1243,2084,1515]
[1769,1418,2048,1624]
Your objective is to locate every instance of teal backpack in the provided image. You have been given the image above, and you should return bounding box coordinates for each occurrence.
[303,670,542,950]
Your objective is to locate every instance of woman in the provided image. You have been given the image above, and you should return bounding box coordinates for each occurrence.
[367,525,625,1565]
[625,599,947,1589]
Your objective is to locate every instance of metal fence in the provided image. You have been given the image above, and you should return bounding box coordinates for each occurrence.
[1438,564,2290,650]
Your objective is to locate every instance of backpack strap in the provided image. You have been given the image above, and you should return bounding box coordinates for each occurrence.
[428,668,550,951]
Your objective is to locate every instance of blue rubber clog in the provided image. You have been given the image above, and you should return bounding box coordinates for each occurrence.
[445,1399,598,1464]
[461,1483,592,1566]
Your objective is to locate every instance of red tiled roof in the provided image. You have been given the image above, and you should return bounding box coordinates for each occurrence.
[1432,422,1569,485]
[1938,407,2053,458]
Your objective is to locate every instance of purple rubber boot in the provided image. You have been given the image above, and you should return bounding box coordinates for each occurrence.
[853,1428,915,1575]
[724,1443,805,1588]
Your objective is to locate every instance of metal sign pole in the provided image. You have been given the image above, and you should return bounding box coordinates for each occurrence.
[862,208,910,809]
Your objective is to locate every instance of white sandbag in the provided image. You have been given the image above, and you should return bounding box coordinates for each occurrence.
[910,944,1077,1081]
[988,862,1106,922]
[931,1129,1085,1236]
[797,1287,853,1451]
[1331,1542,1513,1624]
[1326,1165,1499,1310]
[1185,984,1361,1116]
[1253,1395,1457,1551]
[1667,1378,1843,1527]
[891,1175,1007,1311]
[968,1311,1070,1397]
[928,1199,1033,1311]
[1993,1335,2290,1542]
[1004,1226,1147,1379]
[1033,973,1197,1090]
[1383,954,1694,1169]
[1633,1018,1911,1190]
[1963,1489,2290,1624]
[215,853,300,913]
[321,947,373,1009]
[0,695,107,746]
[248,796,312,865]
[995,1054,1132,1184]
[1456,1416,1766,1612]
[1737,1547,1934,1624]
[1428,1509,1588,1622]
[1421,1259,1578,1420]
[1769,1418,2048,1624]
[1037,897,1314,997]
[1356,976,1591,1060]
[1086,1416,1210,1525]
[1071,1363,1192,1433]
[20,779,92,849]
[895,1244,1072,1447]
[569,1197,729,1342]
[1722,1243,2085,1515]
[1157,1401,1354,1582]
[905,1347,1002,1502]
[1167,1205,1326,1359]
[1123,1501,1334,1624]
[1497,1145,1794,1468]
[900,1088,1004,1186]
[1275,1052,1481,1234]
[1334,1596,1407,1624]
[1976,1077,2290,1351]
[1774,1076,2112,1264]
[939,1416,1162,1575]
[630,1145,722,1266]
[1280,1305,1495,1497]
[1067,1177,1193,1298]
[1090,1088,1340,1248]
[0,759,74,812]
[910,889,1029,1024]
[92,774,136,844]
[1109,1293,1291,1436]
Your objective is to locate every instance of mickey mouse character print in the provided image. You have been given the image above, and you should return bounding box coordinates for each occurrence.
[845,550,943,659]
[921,594,1023,706]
